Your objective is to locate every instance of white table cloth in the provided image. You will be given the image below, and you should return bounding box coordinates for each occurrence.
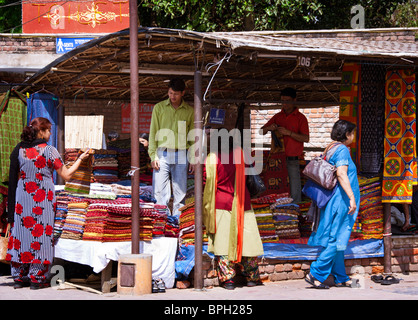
[54,237,178,288]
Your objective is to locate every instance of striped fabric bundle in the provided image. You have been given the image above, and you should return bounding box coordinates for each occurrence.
[108,139,131,178]
[64,149,94,194]
[254,204,279,243]
[271,202,301,239]
[251,193,290,205]
[61,199,89,240]
[92,150,119,184]
[353,176,383,240]
[178,202,207,245]
[53,191,72,239]
[165,216,179,238]
[82,199,113,241]
[102,198,133,242]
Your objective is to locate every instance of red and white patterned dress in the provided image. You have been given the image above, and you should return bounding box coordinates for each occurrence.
[7,143,63,268]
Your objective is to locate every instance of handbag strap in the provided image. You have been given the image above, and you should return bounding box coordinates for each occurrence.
[322,142,343,161]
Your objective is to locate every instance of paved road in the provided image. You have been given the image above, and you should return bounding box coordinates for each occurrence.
[1,272,417,301]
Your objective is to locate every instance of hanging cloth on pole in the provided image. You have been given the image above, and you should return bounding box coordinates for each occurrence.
[0,89,27,182]
[27,92,59,149]
[382,69,417,203]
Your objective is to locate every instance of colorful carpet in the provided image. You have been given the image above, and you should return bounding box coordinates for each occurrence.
[382,69,417,203]
[339,62,361,163]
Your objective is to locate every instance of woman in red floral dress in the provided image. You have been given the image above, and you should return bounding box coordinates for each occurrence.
[7,117,90,289]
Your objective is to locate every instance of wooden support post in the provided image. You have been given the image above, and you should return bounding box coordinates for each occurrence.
[383,203,392,274]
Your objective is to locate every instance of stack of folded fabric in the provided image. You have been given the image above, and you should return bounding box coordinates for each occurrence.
[102,198,133,242]
[165,216,179,238]
[82,199,113,241]
[139,202,159,241]
[54,191,72,239]
[89,182,116,198]
[108,139,131,179]
[178,202,208,245]
[61,198,89,240]
[64,149,95,194]
[254,204,279,243]
[149,205,167,238]
[178,202,196,245]
[251,193,289,205]
[356,176,383,240]
[111,183,131,196]
[92,150,119,184]
[270,196,301,239]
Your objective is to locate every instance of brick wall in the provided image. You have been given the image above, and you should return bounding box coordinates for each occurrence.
[191,235,418,287]
[63,98,131,140]
[0,36,56,53]
[251,107,340,159]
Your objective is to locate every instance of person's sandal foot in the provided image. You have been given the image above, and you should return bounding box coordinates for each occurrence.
[305,273,329,289]
[221,280,235,290]
[335,278,360,288]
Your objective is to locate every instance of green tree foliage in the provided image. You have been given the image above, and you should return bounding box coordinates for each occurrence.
[138,0,414,31]
[390,0,418,27]
[0,0,22,32]
[0,0,415,33]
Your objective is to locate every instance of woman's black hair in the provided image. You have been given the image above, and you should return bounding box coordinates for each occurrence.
[139,132,149,141]
[21,117,51,142]
[107,131,119,141]
[331,119,356,142]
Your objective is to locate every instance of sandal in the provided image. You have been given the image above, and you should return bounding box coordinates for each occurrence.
[152,279,159,293]
[305,273,329,289]
[156,278,166,292]
[335,278,360,288]
[221,280,236,290]
[371,275,384,283]
[381,275,401,285]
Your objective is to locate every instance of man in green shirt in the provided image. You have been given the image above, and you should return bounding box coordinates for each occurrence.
[148,78,194,218]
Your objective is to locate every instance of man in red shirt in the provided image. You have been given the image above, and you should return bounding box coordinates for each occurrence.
[261,88,309,203]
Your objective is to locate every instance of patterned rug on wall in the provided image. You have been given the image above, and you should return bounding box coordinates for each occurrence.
[339,62,361,164]
[382,69,417,203]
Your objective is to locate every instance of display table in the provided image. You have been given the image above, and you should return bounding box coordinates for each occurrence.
[55,237,178,292]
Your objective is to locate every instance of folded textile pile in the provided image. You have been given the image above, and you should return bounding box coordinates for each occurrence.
[108,139,131,179]
[61,198,89,240]
[178,202,207,246]
[92,150,119,184]
[54,191,72,239]
[251,193,290,205]
[102,198,134,242]
[82,199,113,241]
[89,182,116,199]
[355,176,383,240]
[111,183,131,195]
[253,204,279,243]
[141,203,168,238]
[165,216,179,238]
[64,149,94,194]
[271,199,301,240]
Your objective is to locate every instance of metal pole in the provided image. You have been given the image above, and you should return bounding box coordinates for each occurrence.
[383,203,392,274]
[129,0,140,254]
[193,70,204,289]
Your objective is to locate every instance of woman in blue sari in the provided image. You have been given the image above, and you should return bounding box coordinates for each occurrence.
[305,120,360,289]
